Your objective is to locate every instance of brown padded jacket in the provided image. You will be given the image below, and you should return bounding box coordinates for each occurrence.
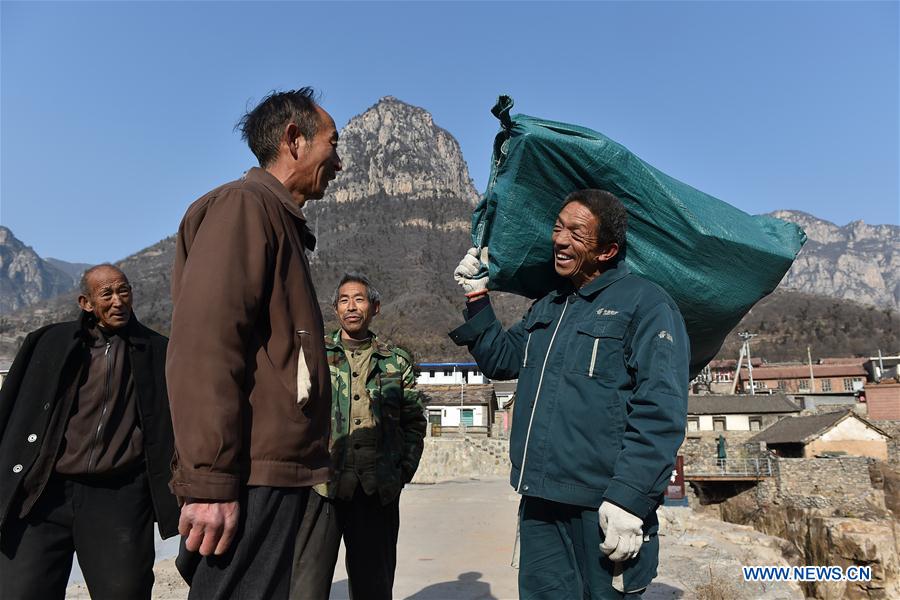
[167,167,331,501]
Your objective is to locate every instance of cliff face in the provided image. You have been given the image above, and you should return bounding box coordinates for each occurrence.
[772,210,899,310]
[0,226,76,314]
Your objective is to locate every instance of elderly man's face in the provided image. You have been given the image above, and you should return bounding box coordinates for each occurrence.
[293,106,342,201]
[551,202,603,288]
[335,281,379,341]
[78,266,133,330]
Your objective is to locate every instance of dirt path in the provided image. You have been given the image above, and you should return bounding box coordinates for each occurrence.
[66,478,801,599]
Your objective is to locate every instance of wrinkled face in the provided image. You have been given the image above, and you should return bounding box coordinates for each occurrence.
[78,266,133,330]
[335,281,379,339]
[294,106,342,200]
[551,201,603,287]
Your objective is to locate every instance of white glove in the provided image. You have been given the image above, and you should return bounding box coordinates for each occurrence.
[453,247,488,295]
[599,501,644,562]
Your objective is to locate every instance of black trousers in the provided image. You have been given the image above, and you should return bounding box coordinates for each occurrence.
[291,487,400,600]
[0,469,155,600]
[178,486,310,600]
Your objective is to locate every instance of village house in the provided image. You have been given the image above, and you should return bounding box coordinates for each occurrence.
[748,410,891,460]
[864,381,900,420]
[686,394,801,433]
[735,360,867,395]
[418,383,494,434]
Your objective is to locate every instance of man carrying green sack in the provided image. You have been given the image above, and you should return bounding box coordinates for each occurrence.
[450,190,689,599]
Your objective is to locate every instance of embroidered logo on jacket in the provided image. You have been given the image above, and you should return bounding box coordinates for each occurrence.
[596,308,619,317]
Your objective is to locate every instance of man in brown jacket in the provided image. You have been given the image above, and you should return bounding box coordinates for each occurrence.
[167,87,341,600]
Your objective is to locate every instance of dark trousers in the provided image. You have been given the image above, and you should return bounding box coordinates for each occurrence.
[0,470,155,600]
[178,486,309,600]
[518,496,655,600]
[291,487,400,600]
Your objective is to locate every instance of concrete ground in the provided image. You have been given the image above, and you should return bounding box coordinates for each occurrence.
[66,477,801,599]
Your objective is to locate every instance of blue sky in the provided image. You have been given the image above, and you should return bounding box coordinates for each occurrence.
[2,1,897,264]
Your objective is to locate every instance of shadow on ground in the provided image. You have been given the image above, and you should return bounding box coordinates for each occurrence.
[328,572,496,599]
[405,571,495,599]
[329,573,683,599]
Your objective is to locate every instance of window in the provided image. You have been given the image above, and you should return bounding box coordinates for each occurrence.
[821,379,832,392]
[444,370,453,377]
[428,410,442,425]
[798,379,810,392]
[428,371,435,378]
[687,418,699,432]
[777,380,787,391]
[713,418,726,432]
[843,378,853,391]
[749,417,762,431]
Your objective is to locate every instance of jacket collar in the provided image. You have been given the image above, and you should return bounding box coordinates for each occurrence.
[242,167,317,252]
[327,329,392,358]
[75,311,148,349]
[547,260,630,300]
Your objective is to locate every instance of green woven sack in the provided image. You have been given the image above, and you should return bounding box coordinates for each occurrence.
[472,96,806,377]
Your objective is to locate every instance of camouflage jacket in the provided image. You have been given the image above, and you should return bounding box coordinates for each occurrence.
[317,330,427,504]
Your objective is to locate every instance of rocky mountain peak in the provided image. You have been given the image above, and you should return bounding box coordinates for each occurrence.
[328,97,479,205]
[0,226,76,313]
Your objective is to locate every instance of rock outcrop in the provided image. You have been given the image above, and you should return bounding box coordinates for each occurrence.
[772,210,899,310]
[718,459,900,599]
[0,226,76,314]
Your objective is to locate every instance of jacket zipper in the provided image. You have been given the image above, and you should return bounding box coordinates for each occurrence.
[86,341,112,472]
[516,299,569,493]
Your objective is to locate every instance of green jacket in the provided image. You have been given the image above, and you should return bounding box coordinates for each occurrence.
[450,261,689,524]
[317,330,427,504]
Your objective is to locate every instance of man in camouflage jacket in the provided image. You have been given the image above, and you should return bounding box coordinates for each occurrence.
[291,272,426,600]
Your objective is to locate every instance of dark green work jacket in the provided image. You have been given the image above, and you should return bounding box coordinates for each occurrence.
[450,261,689,522]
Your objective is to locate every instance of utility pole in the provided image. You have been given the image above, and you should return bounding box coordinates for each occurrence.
[738,332,758,394]
[807,346,816,392]
[730,343,745,395]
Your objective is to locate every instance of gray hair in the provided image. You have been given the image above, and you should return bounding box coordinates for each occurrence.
[331,272,381,307]
[79,263,127,296]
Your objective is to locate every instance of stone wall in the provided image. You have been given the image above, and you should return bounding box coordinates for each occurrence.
[771,457,886,516]
[680,431,760,473]
[871,420,900,465]
[412,437,510,484]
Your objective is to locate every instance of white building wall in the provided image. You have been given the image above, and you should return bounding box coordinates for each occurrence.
[699,416,714,431]
[430,405,488,427]
[820,417,887,442]
[726,415,750,431]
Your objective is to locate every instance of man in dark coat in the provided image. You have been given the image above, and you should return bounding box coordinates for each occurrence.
[0,263,179,599]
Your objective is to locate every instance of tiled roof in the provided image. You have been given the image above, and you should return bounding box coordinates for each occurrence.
[741,364,867,379]
[687,394,800,415]
[420,384,494,406]
[748,410,890,444]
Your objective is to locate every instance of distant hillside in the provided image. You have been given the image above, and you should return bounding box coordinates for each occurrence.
[45,258,92,282]
[715,289,898,362]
